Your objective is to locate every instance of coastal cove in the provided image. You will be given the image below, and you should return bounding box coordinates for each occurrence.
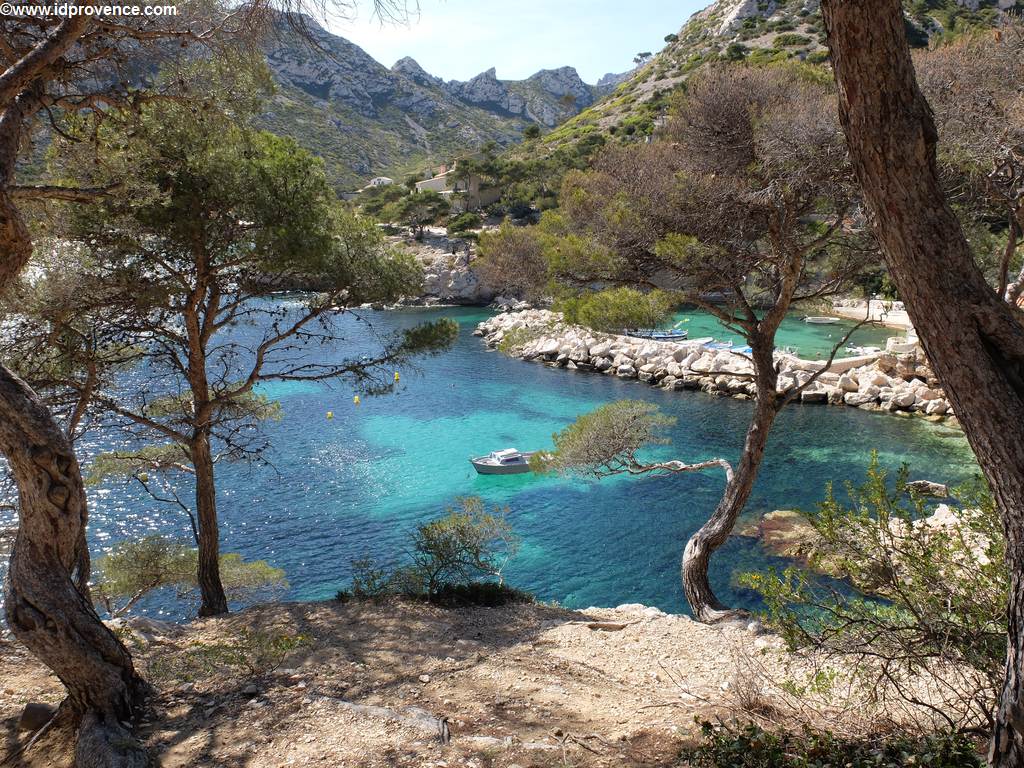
[31,306,975,620]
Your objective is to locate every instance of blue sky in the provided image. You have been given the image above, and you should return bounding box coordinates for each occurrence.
[327,0,708,84]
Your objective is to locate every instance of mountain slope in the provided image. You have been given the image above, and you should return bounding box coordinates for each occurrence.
[259,17,623,191]
[542,0,1022,149]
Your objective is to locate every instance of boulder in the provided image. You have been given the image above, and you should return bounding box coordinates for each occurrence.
[844,391,877,407]
[801,389,828,404]
[616,364,636,378]
[538,339,559,356]
[838,373,859,393]
[892,390,917,409]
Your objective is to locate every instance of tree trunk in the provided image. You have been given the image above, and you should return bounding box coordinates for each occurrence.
[191,431,227,616]
[682,338,778,622]
[1,366,148,766]
[821,1,1024,762]
[3,85,147,765]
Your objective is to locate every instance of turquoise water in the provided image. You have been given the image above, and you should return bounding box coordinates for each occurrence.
[28,307,974,618]
[671,309,898,359]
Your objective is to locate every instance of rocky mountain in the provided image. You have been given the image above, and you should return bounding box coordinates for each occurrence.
[259,15,619,190]
[542,0,1022,148]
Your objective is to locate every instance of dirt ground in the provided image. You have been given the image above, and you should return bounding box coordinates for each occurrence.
[0,600,798,768]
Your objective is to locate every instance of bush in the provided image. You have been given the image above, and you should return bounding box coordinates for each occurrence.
[556,286,677,334]
[337,498,526,604]
[446,212,482,235]
[682,721,982,768]
[742,458,1003,732]
[774,33,812,47]
[94,535,286,617]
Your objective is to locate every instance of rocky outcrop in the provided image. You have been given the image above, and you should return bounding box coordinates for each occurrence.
[391,56,443,88]
[445,66,598,127]
[398,231,493,305]
[475,310,957,421]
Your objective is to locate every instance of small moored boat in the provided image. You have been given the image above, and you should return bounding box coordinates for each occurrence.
[803,316,840,325]
[470,448,536,475]
[625,328,689,341]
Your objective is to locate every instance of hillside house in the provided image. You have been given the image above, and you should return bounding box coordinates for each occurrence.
[414,164,501,211]
[367,176,394,188]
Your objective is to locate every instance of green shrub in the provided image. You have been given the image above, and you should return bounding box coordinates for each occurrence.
[774,33,812,47]
[742,457,1003,732]
[556,286,677,334]
[447,212,482,234]
[337,497,525,604]
[682,721,982,768]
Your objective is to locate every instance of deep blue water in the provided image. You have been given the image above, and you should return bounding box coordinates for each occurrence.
[10,306,976,618]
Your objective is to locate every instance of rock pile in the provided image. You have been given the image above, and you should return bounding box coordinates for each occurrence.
[397,230,492,305]
[475,310,956,420]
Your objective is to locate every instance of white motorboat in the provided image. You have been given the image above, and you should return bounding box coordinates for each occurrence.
[470,448,536,475]
[803,316,840,325]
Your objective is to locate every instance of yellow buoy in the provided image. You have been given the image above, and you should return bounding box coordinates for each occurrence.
[394,371,400,382]
[326,411,334,419]
[353,395,361,406]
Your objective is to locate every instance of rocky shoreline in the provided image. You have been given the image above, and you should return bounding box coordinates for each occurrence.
[475,309,958,422]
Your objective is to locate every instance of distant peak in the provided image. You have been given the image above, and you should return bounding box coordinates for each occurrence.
[529,65,581,79]
[392,56,440,85]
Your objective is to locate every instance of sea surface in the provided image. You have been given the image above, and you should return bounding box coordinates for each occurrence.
[2,306,976,618]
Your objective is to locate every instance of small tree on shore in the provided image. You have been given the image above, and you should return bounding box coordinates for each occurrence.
[499,65,873,621]
[744,461,1004,734]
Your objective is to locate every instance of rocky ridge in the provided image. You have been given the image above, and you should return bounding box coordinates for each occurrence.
[259,15,624,189]
[475,310,957,420]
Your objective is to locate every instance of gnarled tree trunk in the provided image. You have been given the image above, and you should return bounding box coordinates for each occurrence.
[3,82,147,765]
[1,367,148,766]
[683,337,779,621]
[821,1,1024,763]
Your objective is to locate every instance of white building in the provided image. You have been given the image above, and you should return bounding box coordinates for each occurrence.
[367,176,394,187]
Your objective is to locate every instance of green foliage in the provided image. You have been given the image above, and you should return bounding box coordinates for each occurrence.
[523,124,542,140]
[446,212,482,234]
[535,400,675,477]
[743,457,1004,730]
[338,497,524,603]
[410,497,520,596]
[557,287,677,334]
[87,444,192,485]
[382,190,451,236]
[773,33,812,46]
[682,720,982,768]
[476,221,552,300]
[94,535,286,617]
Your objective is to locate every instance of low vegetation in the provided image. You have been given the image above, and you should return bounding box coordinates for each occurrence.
[682,720,982,768]
[336,497,532,607]
[745,460,1003,733]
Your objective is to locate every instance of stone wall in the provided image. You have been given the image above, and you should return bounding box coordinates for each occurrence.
[475,310,956,420]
